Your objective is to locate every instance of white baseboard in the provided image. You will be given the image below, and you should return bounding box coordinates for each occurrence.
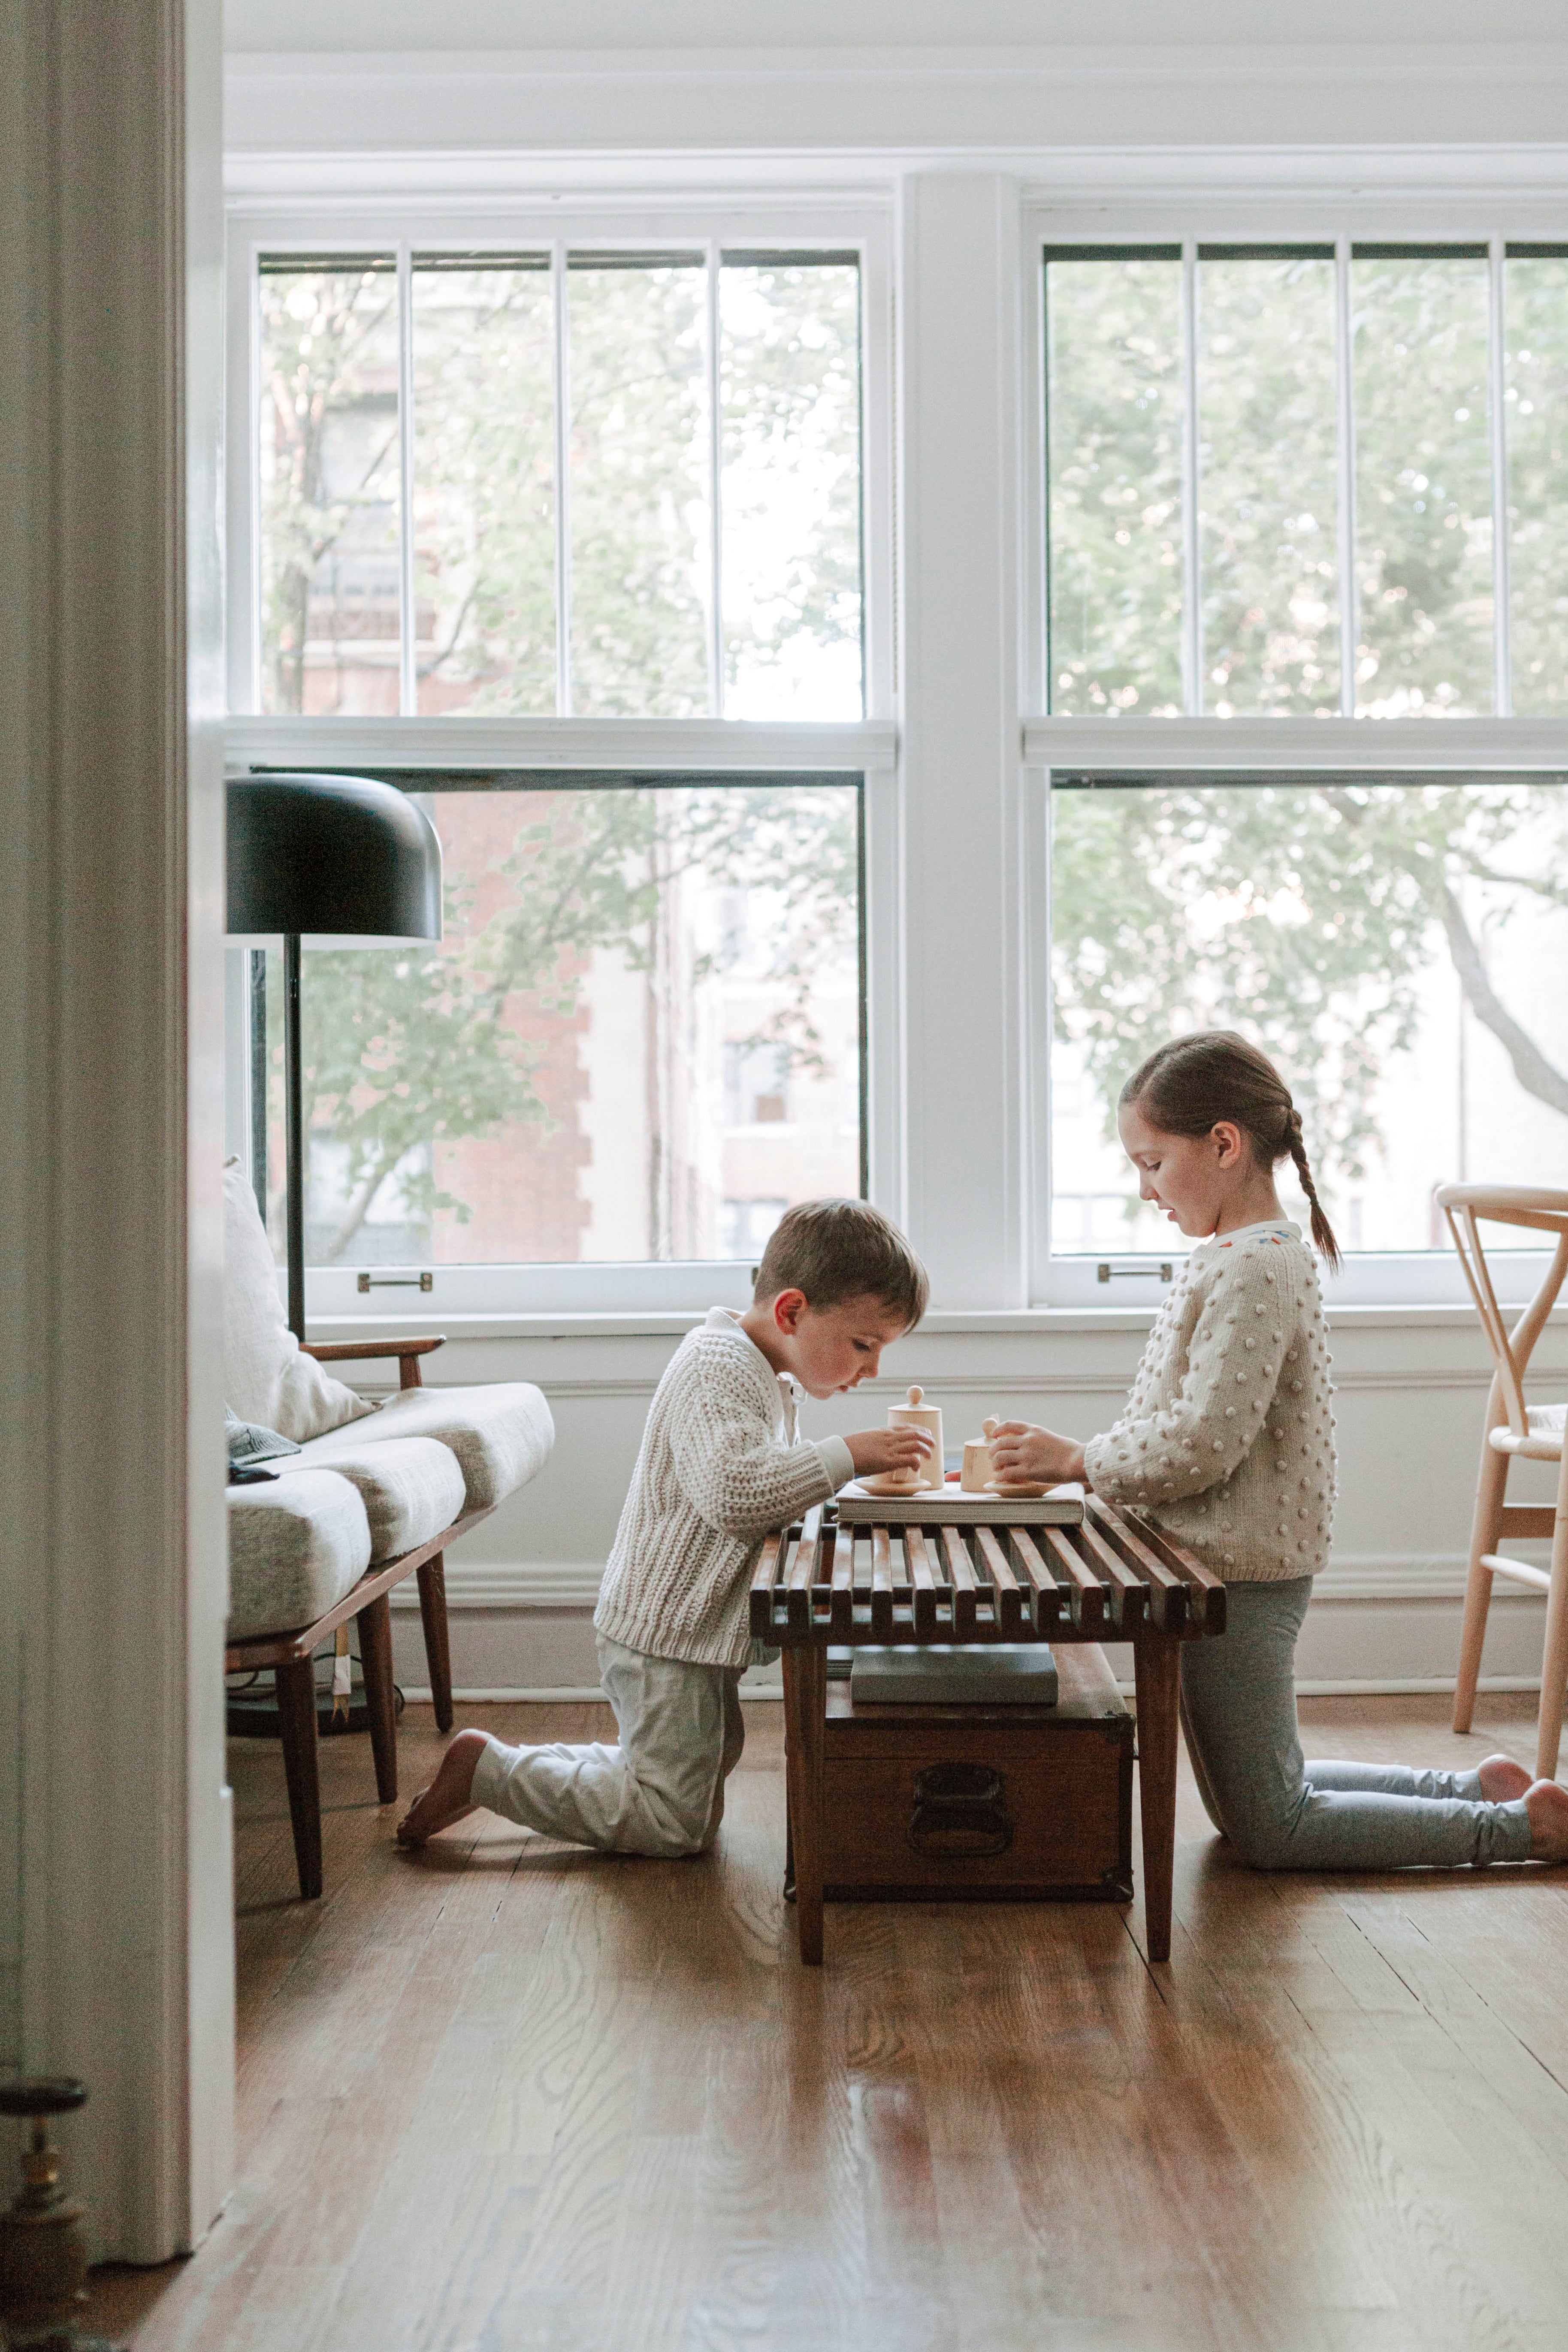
[400,1672,1545,1706]
[389,1552,1549,1614]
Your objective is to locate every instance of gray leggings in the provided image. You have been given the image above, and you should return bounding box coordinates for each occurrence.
[1179,1577,1532,1869]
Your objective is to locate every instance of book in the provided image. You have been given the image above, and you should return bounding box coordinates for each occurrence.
[849,1644,1059,1706]
[834,1480,1085,1527]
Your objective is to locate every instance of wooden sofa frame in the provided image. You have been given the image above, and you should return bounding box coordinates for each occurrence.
[225,1335,490,1900]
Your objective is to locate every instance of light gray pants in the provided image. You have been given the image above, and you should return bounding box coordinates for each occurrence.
[1179,1576,1533,1869]
[470,1633,746,1858]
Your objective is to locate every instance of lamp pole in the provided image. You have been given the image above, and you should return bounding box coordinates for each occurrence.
[283,930,306,1341]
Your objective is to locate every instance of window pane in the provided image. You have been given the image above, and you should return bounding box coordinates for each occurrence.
[411,259,556,715]
[720,258,863,720]
[1506,255,1568,714]
[568,259,711,717]
[263,783,861,1267]
[1050,777,1568,1256]
[1198,256,1340,716]
[1045,257,1184,716]
[257,260,401,715]
[1352,254,1493,716]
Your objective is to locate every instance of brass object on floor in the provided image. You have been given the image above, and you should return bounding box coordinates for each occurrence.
[0,2079,122,2351]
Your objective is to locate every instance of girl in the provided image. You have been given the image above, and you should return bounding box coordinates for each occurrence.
[992,1030,1568,1870]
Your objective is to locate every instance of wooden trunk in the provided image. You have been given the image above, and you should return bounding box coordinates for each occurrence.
[814,1642,1133,1904]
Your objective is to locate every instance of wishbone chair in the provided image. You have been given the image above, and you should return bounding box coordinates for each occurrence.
[1438,1184,1568,1780]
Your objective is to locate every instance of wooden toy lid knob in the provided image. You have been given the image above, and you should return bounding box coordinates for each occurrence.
[907,1385,923,1406]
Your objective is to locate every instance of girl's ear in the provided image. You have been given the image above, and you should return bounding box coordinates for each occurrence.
[1210,1120,1245,1168]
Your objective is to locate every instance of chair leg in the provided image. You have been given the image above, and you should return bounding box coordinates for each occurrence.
[1534,1454,1568,1782]
[417,1552,454,1734]
[1454,1442,1509,1733]
[357,1592,399,1806]
[274,1657,323,1901]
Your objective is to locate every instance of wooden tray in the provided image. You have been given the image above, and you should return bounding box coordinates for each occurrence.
[836,1480,1085,1527]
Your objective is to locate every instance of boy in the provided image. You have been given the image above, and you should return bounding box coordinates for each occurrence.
[397,1198,930,1859]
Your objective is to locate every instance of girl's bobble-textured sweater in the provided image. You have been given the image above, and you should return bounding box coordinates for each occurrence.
[1081,1220,1336,1582]
[594,1307,855,1669]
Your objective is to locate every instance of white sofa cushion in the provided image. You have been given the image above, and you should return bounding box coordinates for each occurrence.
[227,1469,372,1639]
[306,1381,555,1514]
[282,1432,467,1561]
[223,1158,374,1443]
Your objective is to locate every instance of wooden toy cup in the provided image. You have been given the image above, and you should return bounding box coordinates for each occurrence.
[861,1385,943,1495]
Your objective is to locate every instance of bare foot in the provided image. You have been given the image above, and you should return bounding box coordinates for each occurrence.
[1525,1778,1568,1863]
[1477,1752,1532,1803]
[397,1728,488,1845]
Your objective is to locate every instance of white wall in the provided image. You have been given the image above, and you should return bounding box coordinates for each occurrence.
[221,25,1568,1704]
[222,9,1568,157]
[1,0,233,2261]
[361,1306,1565,1700]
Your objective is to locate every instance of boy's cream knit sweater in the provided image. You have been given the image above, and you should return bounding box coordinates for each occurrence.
[593,1307,855,1669]
[1081,1220,1336,1582]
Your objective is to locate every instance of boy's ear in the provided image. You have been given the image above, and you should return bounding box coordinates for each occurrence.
[770,1287,809,1334]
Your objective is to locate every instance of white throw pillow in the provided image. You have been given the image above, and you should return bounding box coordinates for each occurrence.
[223,1157,375,1443]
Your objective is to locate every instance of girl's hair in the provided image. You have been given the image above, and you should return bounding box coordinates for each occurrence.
[1119,1030,1342,1273]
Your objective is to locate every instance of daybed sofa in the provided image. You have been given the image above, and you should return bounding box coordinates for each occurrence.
[222,1159,553,1896]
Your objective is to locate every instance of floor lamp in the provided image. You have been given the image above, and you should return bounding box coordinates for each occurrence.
[226,771,443,1739]
[226,771,443,1338]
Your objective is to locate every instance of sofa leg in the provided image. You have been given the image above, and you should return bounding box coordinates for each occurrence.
[275,1657,323,1900]
[417,1552,454,1734]
[358,1592,399,1804]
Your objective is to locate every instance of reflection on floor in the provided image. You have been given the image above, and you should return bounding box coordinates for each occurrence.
[98,1693,1568,2352]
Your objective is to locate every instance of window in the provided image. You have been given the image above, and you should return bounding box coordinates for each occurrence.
[254,247,864,722]
[249,778,864,1272]
[1044,243,1568,719]
[1047,770,1568,1268]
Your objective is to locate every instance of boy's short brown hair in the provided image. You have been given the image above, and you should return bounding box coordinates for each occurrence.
[754,1198,928,1328]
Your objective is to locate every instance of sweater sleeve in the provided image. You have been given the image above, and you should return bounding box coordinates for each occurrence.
[665,1352,838,1540]
[1082,1247,1296,1504]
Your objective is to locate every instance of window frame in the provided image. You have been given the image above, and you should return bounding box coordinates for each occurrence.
[225,196,895,725]
[1024,191,1568,1308]
[224,192,899,1317]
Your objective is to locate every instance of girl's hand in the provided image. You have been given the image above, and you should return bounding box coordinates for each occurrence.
[989,1421,1087,1487]
[847,1427,935,1478]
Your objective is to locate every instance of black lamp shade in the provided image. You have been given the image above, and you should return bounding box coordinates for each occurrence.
[227,772,442,940]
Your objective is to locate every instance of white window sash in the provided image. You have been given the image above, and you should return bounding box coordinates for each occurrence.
[224,196,895,724]
[1023,187,1568,1307]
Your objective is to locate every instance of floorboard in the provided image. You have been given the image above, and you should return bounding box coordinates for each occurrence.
[90,1692,1568,2352]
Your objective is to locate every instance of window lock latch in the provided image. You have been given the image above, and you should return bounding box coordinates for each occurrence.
[357,1271,434,1294]
[1097,1261,1173,1284]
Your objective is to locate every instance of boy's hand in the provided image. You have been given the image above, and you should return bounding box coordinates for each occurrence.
[989,1421,1088,1487]
[847,1427,935,1477]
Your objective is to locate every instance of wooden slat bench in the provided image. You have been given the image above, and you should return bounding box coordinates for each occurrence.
[751,1493,1225,1967]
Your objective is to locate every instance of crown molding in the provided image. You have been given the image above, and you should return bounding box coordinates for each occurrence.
[224,138,1568,212]
[223,39,1568,170]
[224,43,1568,85]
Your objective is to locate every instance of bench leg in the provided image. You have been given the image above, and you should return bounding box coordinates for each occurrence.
[1134,1634,1181,1965]
[275,1657,323,1901]
[781,1644,827,1965]
[357,1591,399,1805]
[417,1551,454,1734]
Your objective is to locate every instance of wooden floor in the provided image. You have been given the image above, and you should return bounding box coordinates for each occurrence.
[96,1692,1568,2352]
